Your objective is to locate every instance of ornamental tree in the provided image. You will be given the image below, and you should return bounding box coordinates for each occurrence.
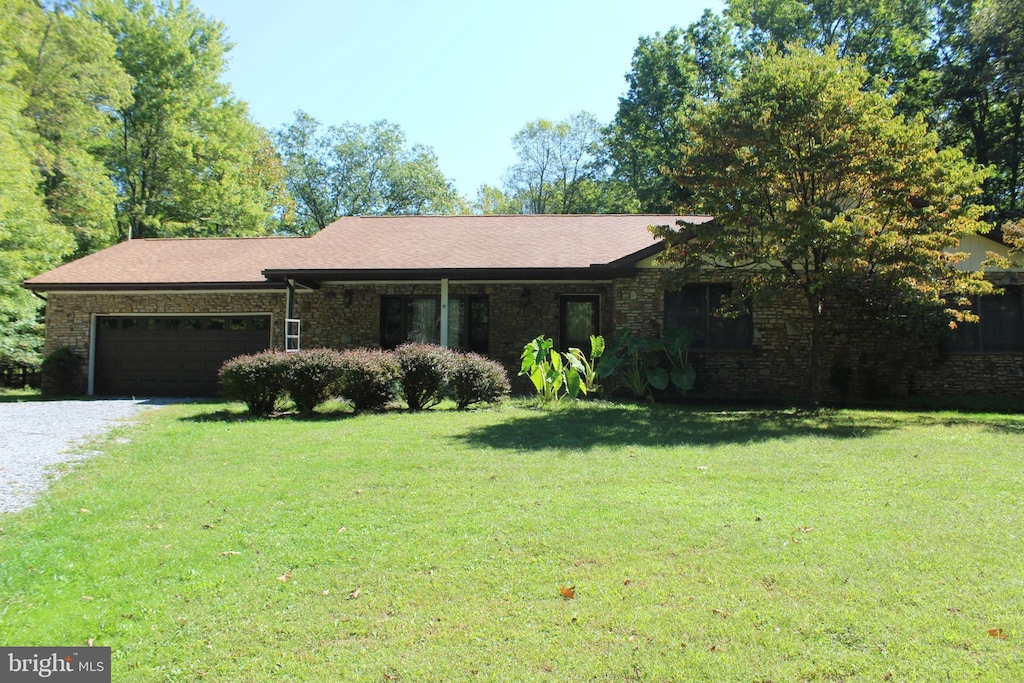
[653,46,993,400]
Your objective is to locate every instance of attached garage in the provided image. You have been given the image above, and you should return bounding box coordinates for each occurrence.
[93,315,271,397]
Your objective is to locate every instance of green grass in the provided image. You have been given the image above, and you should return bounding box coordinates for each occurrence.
[0,387,42,402]
[1,401,1022,681]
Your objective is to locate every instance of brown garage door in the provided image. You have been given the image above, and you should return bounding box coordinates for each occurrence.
[94,315,272,397]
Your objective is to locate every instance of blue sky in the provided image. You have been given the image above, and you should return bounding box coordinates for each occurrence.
[192,0,723,199]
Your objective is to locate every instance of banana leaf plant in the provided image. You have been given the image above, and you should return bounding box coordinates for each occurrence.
[565,334,605,397]
[520,335,579,402]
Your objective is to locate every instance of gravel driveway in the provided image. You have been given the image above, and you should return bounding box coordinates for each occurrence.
[0,399,170,514]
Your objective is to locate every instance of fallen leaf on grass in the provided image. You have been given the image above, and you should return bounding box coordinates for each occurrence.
[988,628,1009,639]
[560,586,576,600]
[348,587,361,600]
[80,596,94,601]
[623,579,632,586]
[337,526,346,533]
[712,608,730,618]
[78,508,89,514]
[219,551,240,556]
[277,573,291,582]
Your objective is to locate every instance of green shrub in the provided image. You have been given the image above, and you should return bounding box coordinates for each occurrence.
[395,343,457,410]
[219,351,288,416]
[450,353,511,409]
[338,349,401,411]
[41,346,83,395]
[282,348,345,414]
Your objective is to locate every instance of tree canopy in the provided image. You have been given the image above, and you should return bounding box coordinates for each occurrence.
[274,111,461,235]
[653,46,992,399]
[90,0,289,239]
[1,0,99,366]
[3,0,1021,372]
[490,112,637,215]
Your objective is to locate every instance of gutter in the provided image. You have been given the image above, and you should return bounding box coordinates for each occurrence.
[21,281,290,293]
[260,266,640,283]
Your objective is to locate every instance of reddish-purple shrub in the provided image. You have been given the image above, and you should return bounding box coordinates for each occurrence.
[282,348,345,414]
[449,353,511,409]
[338,349,401,411]
[219,350,289,416]
[395,343,457,410]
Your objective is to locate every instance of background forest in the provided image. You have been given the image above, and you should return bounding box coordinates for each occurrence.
[3,0,1023,371]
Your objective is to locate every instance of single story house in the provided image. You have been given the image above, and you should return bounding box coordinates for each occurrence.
[23,214,1024,400]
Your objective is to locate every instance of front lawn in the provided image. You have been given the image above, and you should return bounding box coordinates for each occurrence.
[1,401,1021,681]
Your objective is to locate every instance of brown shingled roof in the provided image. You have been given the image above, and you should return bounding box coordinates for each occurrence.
[24,215,709,290]
[283,214,707,271]
[24,236,306,290]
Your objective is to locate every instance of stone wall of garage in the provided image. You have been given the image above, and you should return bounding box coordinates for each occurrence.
[42,291,287,394]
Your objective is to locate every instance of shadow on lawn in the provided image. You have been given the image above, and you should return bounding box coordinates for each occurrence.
[180,408,357,423]
[456,403,903,451]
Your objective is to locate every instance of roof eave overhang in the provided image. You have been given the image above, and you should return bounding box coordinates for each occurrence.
[261,242,667,283]
[22,281,288,293]
[261,265,642,282]
[604,241,666,268]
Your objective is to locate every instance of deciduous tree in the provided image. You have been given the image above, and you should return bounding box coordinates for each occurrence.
[10,0,132,257]
[90,0,288,239]
[503,112,606,214]
[653,47,992,400]
[605,29,700,214]
[275,112,460,235]
[0,1,75,365]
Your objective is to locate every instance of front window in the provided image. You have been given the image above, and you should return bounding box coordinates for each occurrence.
[560,295,600,355]
[381,296,488,353]
[948,286,1024,352]
[664,284,753,350]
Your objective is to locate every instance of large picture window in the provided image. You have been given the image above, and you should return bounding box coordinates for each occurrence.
[947,286,1024,353]
[381,296,489,353]
[664,284,753,350]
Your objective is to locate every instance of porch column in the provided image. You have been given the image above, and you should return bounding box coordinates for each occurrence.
[440,278,449,348]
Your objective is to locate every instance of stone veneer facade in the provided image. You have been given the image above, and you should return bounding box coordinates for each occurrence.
[42,269,1024,399]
